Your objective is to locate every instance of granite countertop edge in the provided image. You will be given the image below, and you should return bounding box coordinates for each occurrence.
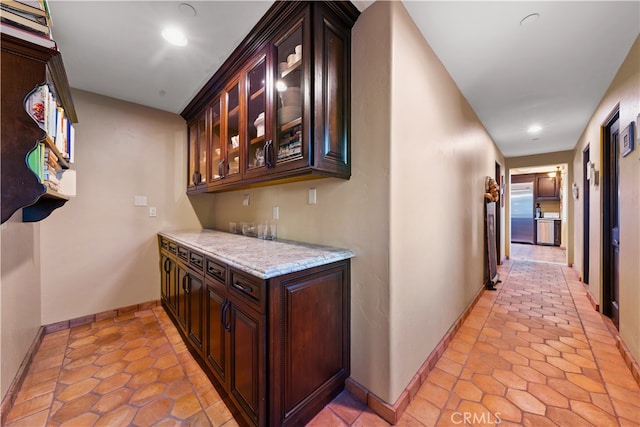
[159,229,354,279]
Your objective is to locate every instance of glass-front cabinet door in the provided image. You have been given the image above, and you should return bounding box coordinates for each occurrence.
[221,79,242,183]
[271,17,307,172]
[244,50,268,179]
[187,111,207,191]
[209,97,222,183]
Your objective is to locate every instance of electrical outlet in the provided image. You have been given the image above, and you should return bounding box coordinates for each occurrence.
[273,206,279,220]
[149,207,157,217]
[308,188,317,205]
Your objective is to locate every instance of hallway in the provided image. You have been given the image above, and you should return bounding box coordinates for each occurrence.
[4,260,639,426]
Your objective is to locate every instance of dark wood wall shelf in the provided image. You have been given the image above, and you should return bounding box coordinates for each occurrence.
[1,33,77,224]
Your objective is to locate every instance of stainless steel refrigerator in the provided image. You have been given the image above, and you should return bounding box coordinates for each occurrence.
[510,182,534,244]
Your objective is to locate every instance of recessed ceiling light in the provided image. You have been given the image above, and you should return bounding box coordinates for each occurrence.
[162,28,188,47]
[527,124,542,134]
[520,13,540,26]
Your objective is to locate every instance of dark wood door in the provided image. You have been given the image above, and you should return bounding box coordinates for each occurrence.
[186,272,205,355]
[311,3,351,177]
[269,261,350,426]
[160,254,177,314]
[495,163,502,263]
[583,145,590,284]
[176,263,189,332]
[603,113,620,328]
[206,281,228,386]
[229,303,265,427]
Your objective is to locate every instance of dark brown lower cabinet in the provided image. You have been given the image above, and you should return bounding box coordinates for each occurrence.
[159,236,350,427]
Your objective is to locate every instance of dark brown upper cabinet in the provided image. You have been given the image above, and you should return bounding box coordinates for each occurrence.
[182,1,359,194]
[535,174,560,200]
[1,34,78,223]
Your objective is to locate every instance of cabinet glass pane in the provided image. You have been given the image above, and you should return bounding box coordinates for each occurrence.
[188,122,198,186]
[226,83,240,176]
[211,99,222,180]
[247,56,266,171]
[197,113,207,184]
[275,26,303,163]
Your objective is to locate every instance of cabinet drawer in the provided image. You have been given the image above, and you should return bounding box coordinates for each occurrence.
[177,245,189,262]
[160,237,170,251]
[205,257,227,284]
[189,250,204,273]
[229,269,265,312]
[168,241,178,255]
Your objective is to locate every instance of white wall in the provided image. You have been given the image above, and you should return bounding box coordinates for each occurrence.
[0,216,41,397]
[572,35,640,361]
[39,90,214,325]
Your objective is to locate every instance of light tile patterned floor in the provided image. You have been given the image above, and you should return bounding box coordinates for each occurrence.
[510,243,567,264]
[5,259,640,426]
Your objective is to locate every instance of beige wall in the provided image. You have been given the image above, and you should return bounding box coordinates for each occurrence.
[212,1,505,404]
[387,1,505,400]
[39,90,215,325]
[0,216,41,397]
[572,35,640,361]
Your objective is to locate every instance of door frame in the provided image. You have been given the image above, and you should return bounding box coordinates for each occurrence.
[602,108,619,328]
[495,162,502,264]
[582,145,590,284]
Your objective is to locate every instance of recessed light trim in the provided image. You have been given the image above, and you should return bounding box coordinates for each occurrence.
[162,28,188,47]
[520,13,540,26]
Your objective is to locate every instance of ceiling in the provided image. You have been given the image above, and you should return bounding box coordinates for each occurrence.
[47,1,639,158]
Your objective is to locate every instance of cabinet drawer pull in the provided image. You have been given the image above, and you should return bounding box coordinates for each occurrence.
[208,265,222,276]
[233,281,253,293]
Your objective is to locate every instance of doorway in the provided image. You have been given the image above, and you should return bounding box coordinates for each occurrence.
[582,145,590,284]
[602,110,620,329]
[495,162,502,264]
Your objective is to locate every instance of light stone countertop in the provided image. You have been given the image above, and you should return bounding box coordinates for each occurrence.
[159,229,354,279]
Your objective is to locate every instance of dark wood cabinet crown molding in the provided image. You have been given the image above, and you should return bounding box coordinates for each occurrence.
[181,1,358,121]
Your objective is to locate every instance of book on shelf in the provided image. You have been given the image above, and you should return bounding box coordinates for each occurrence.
[25,83,76,163]
[1,0,46,16]
[0,5,49,35]
[0,21,55,48]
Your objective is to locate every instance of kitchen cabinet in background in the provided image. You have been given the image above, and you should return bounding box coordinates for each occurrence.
[535,174,560,200]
